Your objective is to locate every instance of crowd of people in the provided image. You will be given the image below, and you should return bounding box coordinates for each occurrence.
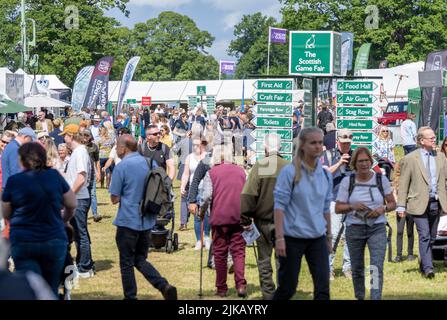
[0,101,445,301]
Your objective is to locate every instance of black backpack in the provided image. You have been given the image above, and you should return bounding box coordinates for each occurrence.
[139,158,174,220]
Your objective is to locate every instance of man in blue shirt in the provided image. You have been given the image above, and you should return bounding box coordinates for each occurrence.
[2,127,36,189]
[110,134,177,300]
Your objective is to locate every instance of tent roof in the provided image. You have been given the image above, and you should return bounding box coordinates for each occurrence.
[24,95,69,108]
[35,74,70,90]
[0,99,32,113]
[108,79,258,103]
[358,61,424,99]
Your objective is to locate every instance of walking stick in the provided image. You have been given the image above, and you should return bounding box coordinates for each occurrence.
[199,216,204,298]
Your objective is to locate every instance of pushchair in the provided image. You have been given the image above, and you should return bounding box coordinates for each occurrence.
[149,187,179,254]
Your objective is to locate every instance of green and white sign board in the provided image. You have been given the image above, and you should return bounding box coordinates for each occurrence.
[337,93,377,104]
[250,152,293,163]
[127,99,137,104]
[197,86,206,95]
[253,92,293,104]
[250,129,293,141]
[289,31,341,76]
[337,81,378,92]
[336,106,377,118]
[188,96,200,107]
[251,116,293,128]
[254,79,293,91]
[250,141,293,154]
[336,119,377,130]
[252,104,293,116]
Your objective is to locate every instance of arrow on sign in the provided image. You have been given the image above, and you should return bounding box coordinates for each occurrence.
[337,94,377,104]
[250,141,293,153]
[336,81,378,92]
[250,129,293,141]
[251,116,293,128]
[253,80,293,90]
[252,104,293,116]
[252,92,293,104]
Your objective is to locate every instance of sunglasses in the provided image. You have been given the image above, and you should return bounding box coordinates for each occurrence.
[148,132,160,136]
[1,140,9,144]
[382,130,389,133]
[339,135,353,139]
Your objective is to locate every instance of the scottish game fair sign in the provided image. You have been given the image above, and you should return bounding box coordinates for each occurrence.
[289,31,341,76]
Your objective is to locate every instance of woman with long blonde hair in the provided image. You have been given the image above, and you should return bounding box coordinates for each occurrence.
[98,125,114,188]
[372,125,395,180]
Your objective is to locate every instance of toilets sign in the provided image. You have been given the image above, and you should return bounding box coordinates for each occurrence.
[289,31,341,76]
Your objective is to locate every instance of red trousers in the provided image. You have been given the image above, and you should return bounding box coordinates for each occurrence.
[212,224,246,293]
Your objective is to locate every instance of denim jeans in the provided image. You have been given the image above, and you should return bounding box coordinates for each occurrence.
[273,236,330,300]
[329,202,351,272]
[70,198,94,272]
[194,212,210,241]
[11,238,67,296]
[346,223,387,300]
[180,194,190,226]
[90,178,98,217]
[116,226,169,300]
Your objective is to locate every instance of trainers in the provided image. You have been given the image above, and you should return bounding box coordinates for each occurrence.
[78,269,94,279]
[215,291,227,298]
[330,271,335,281]
[162,284,177,300]
[194,241,202,250]
[93,215,103,223]
[343,270,352,279]
[204,237,211,250]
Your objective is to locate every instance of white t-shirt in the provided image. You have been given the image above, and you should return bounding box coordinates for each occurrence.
[336,173,392,226]
[65,145,91,200]
[108,145,122,166]
[401,119,417,146]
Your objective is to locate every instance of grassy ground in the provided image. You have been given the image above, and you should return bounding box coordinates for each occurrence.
[71,146,447,300]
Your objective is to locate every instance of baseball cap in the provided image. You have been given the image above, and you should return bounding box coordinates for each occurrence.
[93,115,101,121]
[59,124,80,136]
[18,127,37,141]
[337,129,353,143]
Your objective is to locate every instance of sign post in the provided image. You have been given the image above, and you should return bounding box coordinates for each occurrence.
[251,78,294,163]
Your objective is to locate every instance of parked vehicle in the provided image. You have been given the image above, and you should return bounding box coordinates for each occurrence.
[378,101,408,126]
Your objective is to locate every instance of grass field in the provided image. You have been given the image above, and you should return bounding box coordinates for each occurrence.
[71,146,447,300]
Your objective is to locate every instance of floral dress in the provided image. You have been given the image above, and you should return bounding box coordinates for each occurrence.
[372,139,395,163]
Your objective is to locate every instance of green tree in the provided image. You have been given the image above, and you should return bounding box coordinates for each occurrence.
[280,0,447,68]
[228,12,288,77]
[228,12,276,59]
[0,0,130,87]
[130,11,218,81]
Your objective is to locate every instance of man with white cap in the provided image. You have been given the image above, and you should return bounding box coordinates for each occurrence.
[2,127,37,189]
[322,128,354,280]
[91,115,102,142]
[240,133,290,300]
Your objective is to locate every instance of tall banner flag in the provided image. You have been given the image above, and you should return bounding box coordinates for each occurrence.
[267,27,287,75]
[421,50,447,133]
[341,32,354,76]
[353,43,372,74]
[71,66,94,112]
[84,56,114,110]
[116,56,141,116]
[219,60,236,76]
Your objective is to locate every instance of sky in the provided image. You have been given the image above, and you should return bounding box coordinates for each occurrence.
[106,0,283,62]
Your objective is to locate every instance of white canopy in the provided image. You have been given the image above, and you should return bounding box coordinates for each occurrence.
[108,79,257,103]
[24,95,69,108]
[358,61,425,100]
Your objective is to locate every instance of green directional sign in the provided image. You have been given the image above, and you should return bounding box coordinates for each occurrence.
[197,86,206,95]
[250,129,293,141]
[351,144,378,154]
[251,116,293,128]
[252,152,293,162]
[352,132,377,144]
[254,80,293,90]
[250,141,293,153]
[253,104,293,116]
[303,91,312,104]
[337,93,377,104]
[337,119,377,130]
[303,117,312,128]
[336,106,376,117]
[337,81,378,92]
[127,99,137,104]
[303,106,312,117]
[303,78,312,91]
[254,92,292,103]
